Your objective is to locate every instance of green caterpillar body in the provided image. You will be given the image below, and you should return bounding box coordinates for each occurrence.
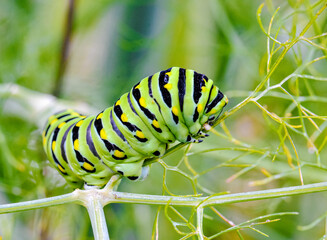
[42,67,228,188]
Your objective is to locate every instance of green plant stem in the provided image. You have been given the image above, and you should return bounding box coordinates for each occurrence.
[0,192,76,214]
[0,182,326,215]
[0,181,326,239]
[108,182,327,206]
[85,196,110,240]
[196,206,204,240]
[212,3,327,128]
[73,175,121,239]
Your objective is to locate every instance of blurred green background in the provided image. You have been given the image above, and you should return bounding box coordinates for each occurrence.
[0,0,327,239]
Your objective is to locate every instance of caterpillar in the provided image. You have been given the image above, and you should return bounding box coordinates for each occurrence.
[42,67,228,188]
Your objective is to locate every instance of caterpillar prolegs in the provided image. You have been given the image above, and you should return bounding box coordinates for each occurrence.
[42,67,228,188]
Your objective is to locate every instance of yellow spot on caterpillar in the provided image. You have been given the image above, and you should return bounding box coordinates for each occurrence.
[197,104,203,113]
[74,139,79,150]
[58,122,65,128]
[209,109,218,115]
[83,162,94,171]
[164,83,172,90]
[52,141,56,151]
[165,72,172,76]
[121,113,128,122]
[80,115,86,118]
[201,86,206,92]
[100,129,107,139]
[43,137,46,145]
[136,130,145,139]
[76,120,83,127]
[97,112,103,119]
[139,97,146,107]
[202,77,207,82]
[115,99,121,106]
[135,84,140,89]
[58,164,66,174]
[152,119,160,128]
[114,150,125,158]
[172,106,179,116]
[50,118,58,125]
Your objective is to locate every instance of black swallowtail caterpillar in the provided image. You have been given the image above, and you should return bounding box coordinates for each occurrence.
[42,67,228,188]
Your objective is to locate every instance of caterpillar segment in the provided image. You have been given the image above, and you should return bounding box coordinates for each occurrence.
[42,110,84,188]
[112,92,167,156]
[150,68,192,142]
[65,116,115,186]
[42,67,228,188]
[131,76,176,143]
